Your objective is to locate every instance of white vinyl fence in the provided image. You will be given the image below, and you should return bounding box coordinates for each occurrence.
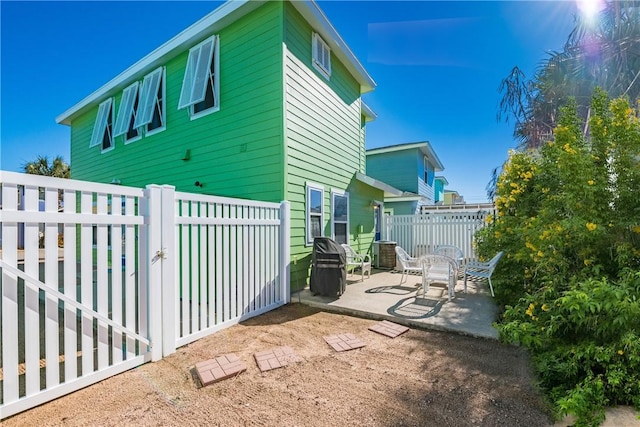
[0,172,290,419]
[383,211,491,261]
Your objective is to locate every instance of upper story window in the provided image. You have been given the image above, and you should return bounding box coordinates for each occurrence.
[331,190,349,245]
[306,182,324,245]
[114,81,141,143]
[179,35,219,118]
[312,32,331,79]
[424,156,429,183]
[134,67,165,135]
[90,98,114,152]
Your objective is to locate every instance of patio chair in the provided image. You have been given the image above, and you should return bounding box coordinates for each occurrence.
[341,244,371,282]
[421,254,458,301]
[395,246,422,284]
[463,251,503,297]
[434,245,465,274]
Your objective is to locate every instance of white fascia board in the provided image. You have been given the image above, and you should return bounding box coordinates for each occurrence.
[366,141,428,156]
[56,0,263,125]
[419,142,445,171]
[292,1,376,94]
[366,141,445,171]
[361,102,377,122]
[384,196,424,203]
[435,175,449,185]
[355,172,403,197]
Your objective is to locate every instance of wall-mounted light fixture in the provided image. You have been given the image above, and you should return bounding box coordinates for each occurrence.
[194,181,204,188]
[111,178,121,185]
[182,149,191,161]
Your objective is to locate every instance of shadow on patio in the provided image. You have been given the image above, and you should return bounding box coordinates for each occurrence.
[293,268,499,339]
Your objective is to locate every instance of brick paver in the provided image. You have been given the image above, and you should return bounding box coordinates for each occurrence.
[323,333,366,352]
[368,320,410,338]
[195,353,246,386]
[254,346,301,372]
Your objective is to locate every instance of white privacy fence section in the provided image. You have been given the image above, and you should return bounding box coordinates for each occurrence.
[164,189,290,351]
[0,171,150,419]
[0,173,290,419]
[383,211,491,261]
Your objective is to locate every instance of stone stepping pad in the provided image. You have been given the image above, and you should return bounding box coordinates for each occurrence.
[254,346,301,372]
[323,333,366,352]
[368,320,410,338]
[195,353,247,386]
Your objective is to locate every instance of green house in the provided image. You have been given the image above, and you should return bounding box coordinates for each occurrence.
[56,0,400,291]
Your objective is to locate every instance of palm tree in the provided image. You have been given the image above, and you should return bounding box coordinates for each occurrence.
[497,0,640,149]
[23,155,70,178]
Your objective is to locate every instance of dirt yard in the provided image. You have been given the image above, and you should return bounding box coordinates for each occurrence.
[4,304,553,426]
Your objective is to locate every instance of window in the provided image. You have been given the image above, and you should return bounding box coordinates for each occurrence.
[134,67,165,135]
[114,81,141,143]
[424,156,428,183]
[312,32,331,79]
[179,35,219,117]
[90,98,114,151]
[306,183,324,245]
[331,190,349,245]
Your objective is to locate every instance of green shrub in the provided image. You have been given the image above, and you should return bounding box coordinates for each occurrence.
[477,89,640,425]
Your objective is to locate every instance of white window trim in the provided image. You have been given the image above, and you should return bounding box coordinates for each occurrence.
[331,189,349,244]
[312,32,331,79]
[306,182,324,246]
[90,98,113,148]
[178,35,220,119]
[134,67,165,136]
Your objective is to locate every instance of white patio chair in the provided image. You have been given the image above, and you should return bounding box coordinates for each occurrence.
[395,246,422,284]
[421,254,458,301]
[434,245,465,271]
[463,251,503,297]
[341,244,371,282]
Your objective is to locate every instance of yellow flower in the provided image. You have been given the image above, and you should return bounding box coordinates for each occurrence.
[525,303,535,317]
[584,259,592,266]
[537,251,544,258]
[618,350,624,355]
[632,225,640,234]
[541,304,549,312]
[586,222,597,231]
[485,214,493,224]
[587,180,595,186]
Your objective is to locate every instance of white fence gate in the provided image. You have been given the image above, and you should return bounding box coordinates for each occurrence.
[0,172,290,419]
[383,211,490,260]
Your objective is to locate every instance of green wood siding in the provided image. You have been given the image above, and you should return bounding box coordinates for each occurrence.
[283,3,371,289]
[70,2,285,202]
[366,149,420,194]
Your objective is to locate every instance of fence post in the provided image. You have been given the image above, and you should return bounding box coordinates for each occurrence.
[280,201,291,304]
[142,185,163,362]
[160,185,176,357]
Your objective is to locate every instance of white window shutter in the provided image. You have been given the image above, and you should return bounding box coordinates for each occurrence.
[178,36,215,110]
[134,67,163,128]
[90,98,112,147]
[114,82,139,137]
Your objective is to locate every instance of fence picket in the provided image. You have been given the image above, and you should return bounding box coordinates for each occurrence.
[384,211,490,260]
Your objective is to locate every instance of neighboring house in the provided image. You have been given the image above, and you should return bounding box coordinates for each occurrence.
[366,142,445,215]
[434,176,448,204]
[56,0,399,291]
[444,190,465,205]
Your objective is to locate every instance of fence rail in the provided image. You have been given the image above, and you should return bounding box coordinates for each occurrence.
[0,172,290,419]
[383,211,490,261]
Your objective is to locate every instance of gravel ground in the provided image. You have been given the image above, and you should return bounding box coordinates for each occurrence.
[4,304,553,426]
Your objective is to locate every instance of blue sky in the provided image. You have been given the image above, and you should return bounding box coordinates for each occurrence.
[1,1,577,202]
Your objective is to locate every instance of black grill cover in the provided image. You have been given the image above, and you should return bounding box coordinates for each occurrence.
[310,237,346,296]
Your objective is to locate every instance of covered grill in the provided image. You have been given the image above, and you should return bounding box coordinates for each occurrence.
[310,237,346,296]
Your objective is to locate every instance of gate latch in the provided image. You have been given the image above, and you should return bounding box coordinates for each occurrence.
[152,248,168,263]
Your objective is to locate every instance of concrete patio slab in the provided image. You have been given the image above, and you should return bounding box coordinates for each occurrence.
[294,269,499,340]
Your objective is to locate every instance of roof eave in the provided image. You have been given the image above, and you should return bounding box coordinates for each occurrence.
[355,172,403,197]
[57,0,375,126]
